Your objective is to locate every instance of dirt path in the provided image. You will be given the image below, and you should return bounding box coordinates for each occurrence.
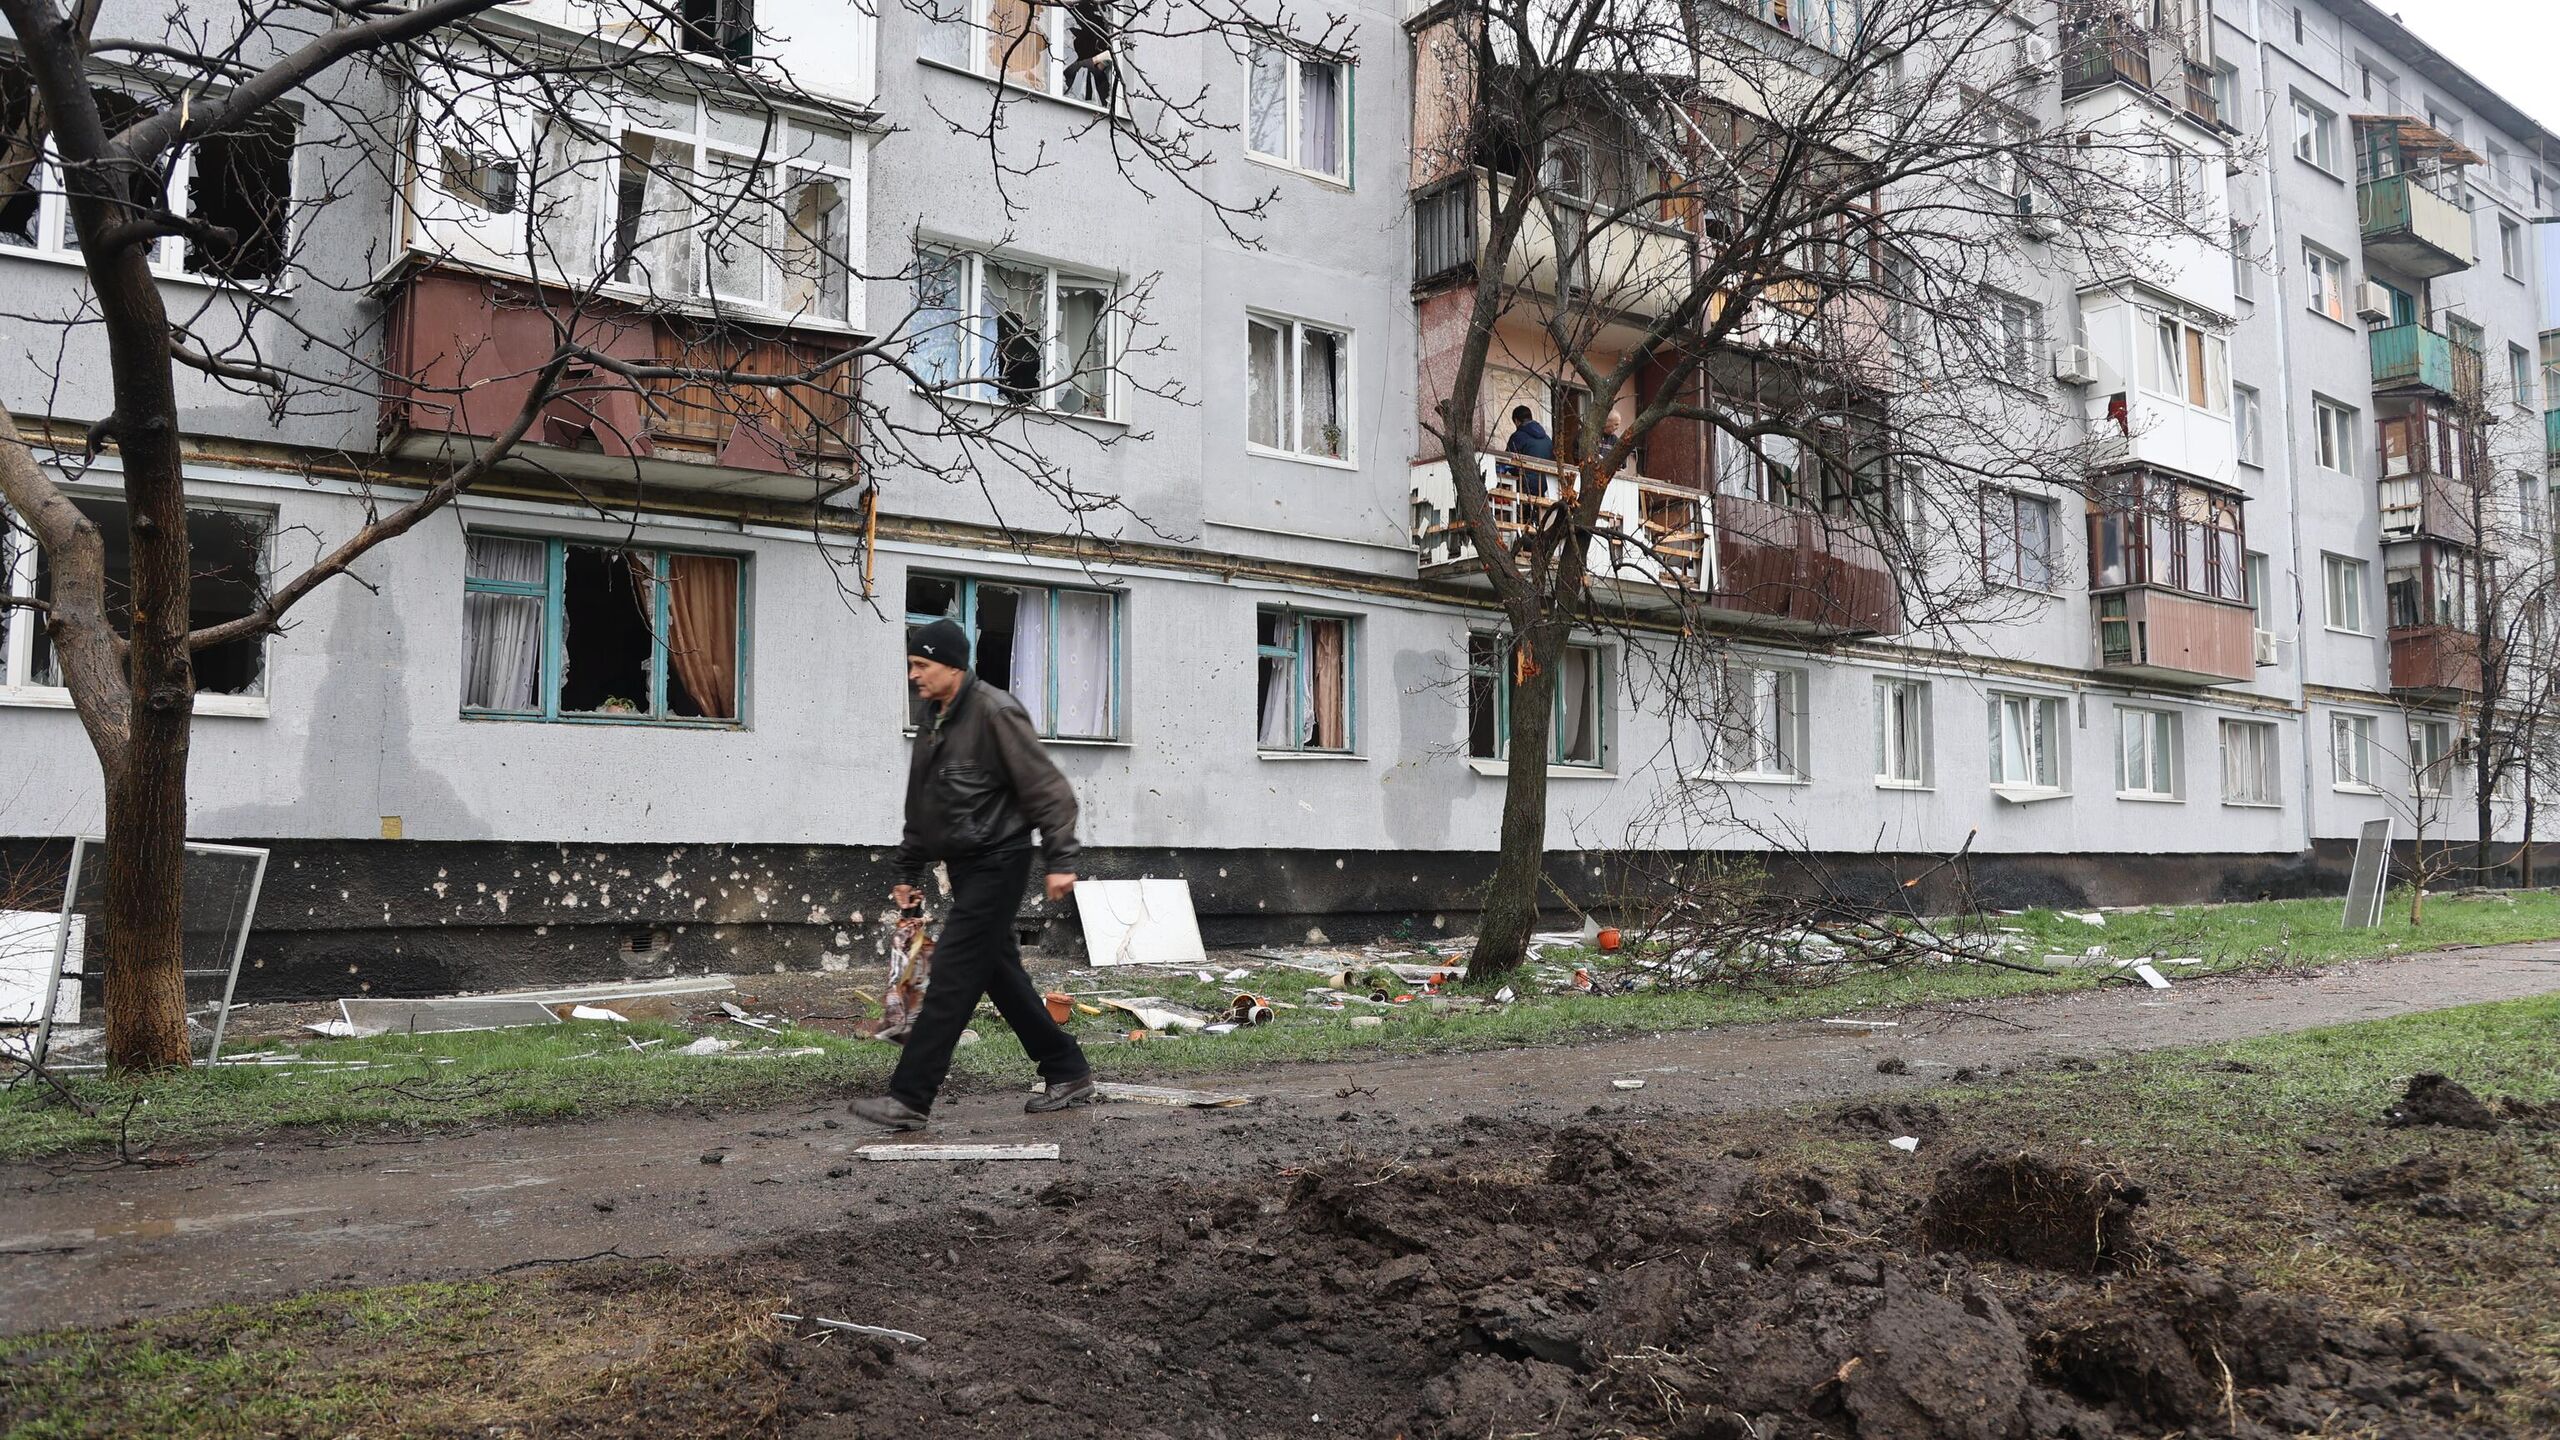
[7,944,2559,1336]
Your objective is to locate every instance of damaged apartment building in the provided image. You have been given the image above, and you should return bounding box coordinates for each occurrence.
[1,0,2556,998]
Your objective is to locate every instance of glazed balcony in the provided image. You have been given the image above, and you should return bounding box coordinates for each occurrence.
[2357,174,2474,280]
[2378,470,2479,546]
[2390,624,2483,698]
[379,264,860,501]
[2369,323,2483,401]
[2091,587,2255,686]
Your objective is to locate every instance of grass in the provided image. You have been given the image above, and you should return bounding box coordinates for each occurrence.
[10,988,2559,1436]
[6,889,2560,1163]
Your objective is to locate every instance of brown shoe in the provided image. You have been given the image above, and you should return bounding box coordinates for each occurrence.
[1025,1076,1102,1113]
[849,1095,930,1131]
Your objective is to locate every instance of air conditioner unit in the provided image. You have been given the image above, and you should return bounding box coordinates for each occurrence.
[2355,281,2394,323]
[2253,629,2279,667]
[2014,34,2054,74]
[2016,202,2061,240]
[2052,344,2100,386]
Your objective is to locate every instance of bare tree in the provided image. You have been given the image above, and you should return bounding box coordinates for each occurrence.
[0,0,1273,1069]
[1407,0,2222,977]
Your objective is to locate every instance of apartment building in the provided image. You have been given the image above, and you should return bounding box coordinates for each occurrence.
[2,0,2555,997]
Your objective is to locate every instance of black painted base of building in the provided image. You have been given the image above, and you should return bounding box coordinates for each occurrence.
[0,835,2524,1003]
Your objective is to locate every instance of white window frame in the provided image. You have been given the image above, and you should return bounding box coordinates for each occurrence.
[920,0,1123,112]
[1988,690,2067,796]
[912,245,1120,419]
[1985,288,2042,387]
[0,92,298,293]
[597,97,861,324]
[1874,675,1933,790]
[1466,633,1608,770]
[1244,46,1352,184]
[1706,663,1809,783]
[2,491,274,717]
[2409,717,2454,797]
[2302,242,2348,322]
[2508,343,2535,414]
[2137,311,2232,415]
[2332,712,2378,791]
[2245,551,2272,633]
[2500,216,2525,280]
[2233,383,2263,465]
[1986,487,2057,592]
[2231,221,2256,303]
[2219,718,2280,806]
[2292,94,2338,172]
[2322,552,2367,634]
[904,571,1124,741]
[2114,706,2181,800]
[1245,311,1354,464]
[2312,397,2357,474]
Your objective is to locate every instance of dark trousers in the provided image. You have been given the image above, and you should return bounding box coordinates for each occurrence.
[888,846,1090,1112]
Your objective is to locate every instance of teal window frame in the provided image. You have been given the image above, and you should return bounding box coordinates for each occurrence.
[460,533,747,726]
[1255,606,1358,753]
[1465,632,1607,768]
[905,572,1123,741]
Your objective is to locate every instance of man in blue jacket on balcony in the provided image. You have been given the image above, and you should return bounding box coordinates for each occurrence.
[1503,405,1555,497]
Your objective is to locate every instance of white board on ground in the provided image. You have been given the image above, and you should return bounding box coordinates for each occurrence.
[0,912,85,1024]
[1077,878,1208,967]
[856,1143,1060,1162]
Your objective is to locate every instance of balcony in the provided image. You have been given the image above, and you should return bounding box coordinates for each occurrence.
[2379,470,2480,546]
[2060,24,2151,96]
[2390,624,2483,698]
[379,265,859,502]
[1408,457,1900,634]
[2369,323,2483,400]
[2357,174,2475,280]
[2545,408,2560,464]
[2092,586,2255,686]
[1413,168,1697,324]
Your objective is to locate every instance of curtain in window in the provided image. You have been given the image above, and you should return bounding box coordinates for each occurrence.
[1056,282,1109,415]
[1248,319,1285,448]
[1557,647,1596,763]
[1054,590,1113,737]
[1257,648,1294,748]
[1248,49,1289,156]
[1298,327,1342,457]
[463,536,546,711]
[984,259,1046,402]
[1010,590,1050,733]
[1305,618,1347,749]
[781,171,849,317]
[1297,60,1341,176]
[986,0,1049,86]
[664,554,740,719]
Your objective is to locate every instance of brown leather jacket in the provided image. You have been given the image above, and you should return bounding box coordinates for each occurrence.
[896,678,1080,883]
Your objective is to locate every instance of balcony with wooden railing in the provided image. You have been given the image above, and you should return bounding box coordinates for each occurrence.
[379,264,859,501]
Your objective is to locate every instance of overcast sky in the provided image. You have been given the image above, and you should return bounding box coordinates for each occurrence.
[2391,2,2560,136]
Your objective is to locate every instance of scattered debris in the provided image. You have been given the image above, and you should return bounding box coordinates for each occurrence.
[719,1001,786,1034]
[700,1152,726,1165]
[2338,1155,2456,1202]
[1820,1018,1899,1029]
[2067,911,2107,927]
[1888,1135,1921,1152]
[676,1036,736,1057]
[1032,1081,1255,1108]
[1610,1079,1645,1091]
[1100,997,1215,1033]
[1875,1057,1909,1075]
[855,1143,1060,1163]
[2129,962,2171,990]
[567,1005,629,1023]
[337,996,561,1037]
[2387,1074,2503,1132]
[773,1313,927,1345]
[1078,878,1209,967]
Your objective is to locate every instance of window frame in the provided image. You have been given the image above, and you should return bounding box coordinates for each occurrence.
[2499,215,2525,280]
[904,571,1125,742]
[1983,287,2043,389]
[1705,662,1809,783]
[2,490,275,717]
[2312,396,2357,474]
[1243,45,1353,185]
[460,531,748,727]
[2322,552,2368,634]
[919,0,1126,114]
[1244,310,1355,465]
[1984,487,2058,593]
[2135,310,2232,415]
[2508,342,2535,414]
[0,83,299,293]
[2302,241,2349,322]
[1254,604,1358,755]
[2114,705,2182,801]
[2408,717,2454,797]
[911,244,1121,420]
[2331,711,2378,791]
[2219,718,2281,807]
[1987,689,2067,796]
[1466,632,1609,770]
[2230,221,2256,303]
[2291,93,2339,173]
[2233,382,2263,465]
[1873,675,1933,790]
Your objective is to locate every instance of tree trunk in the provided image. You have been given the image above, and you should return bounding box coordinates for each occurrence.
[1469,628,1564,980]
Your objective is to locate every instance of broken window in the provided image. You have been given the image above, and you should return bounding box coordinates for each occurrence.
[460,532,742,723]
[1706,663,1805,781]
[0,67,298,285]
[911,246,1116,417]
[904,573,1117,740]
[925,0,1123,109]
[682,0,757,59]
[1464,633,1605,768]
[7,494,269,702]
[1256,607,1353,753]
[1874,677,1931,788]
[1988,691,2065,792]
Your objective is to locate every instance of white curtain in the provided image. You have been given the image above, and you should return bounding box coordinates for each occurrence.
[462,536,545,711]
[1248,49,1289,157]
[1257,652,1293,748]
[1055,590,1113,737]
[1010,589,1050,733]
[1297,60,1341,176]
[1247,319,1285,449]
[1299,326,1342,457]
[1558,647,1596,764]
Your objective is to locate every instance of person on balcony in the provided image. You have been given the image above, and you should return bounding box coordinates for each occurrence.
[1502,405,1556,497]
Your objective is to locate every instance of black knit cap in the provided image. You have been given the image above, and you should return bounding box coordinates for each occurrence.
[908,617,971,669]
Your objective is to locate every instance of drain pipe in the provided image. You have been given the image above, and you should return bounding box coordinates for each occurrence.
[2250,30,2321,859]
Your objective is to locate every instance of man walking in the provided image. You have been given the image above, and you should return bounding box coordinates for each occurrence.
[849,618,1099,1130]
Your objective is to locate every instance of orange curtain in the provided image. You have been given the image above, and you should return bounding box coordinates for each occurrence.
[986,0,1048,85]
[1308,619,1347,750]
[666,555,739,719]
